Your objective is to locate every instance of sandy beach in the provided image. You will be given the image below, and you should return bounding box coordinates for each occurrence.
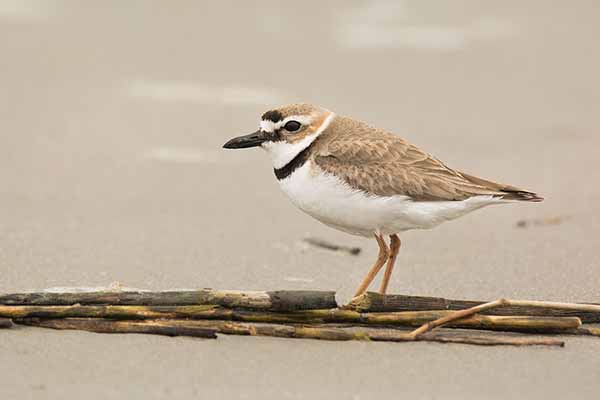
[1,1,599,398]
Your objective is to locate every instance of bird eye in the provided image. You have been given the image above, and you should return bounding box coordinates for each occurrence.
[284,120,301,132]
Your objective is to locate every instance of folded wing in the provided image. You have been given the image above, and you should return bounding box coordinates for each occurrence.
[313,119,542,202]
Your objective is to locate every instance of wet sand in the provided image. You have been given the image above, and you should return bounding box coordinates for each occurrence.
[1,1,599,399]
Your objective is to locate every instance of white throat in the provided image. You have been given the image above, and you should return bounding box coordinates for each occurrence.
[261,112,335,169]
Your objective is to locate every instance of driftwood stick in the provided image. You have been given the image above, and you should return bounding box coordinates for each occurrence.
[0,289,337,311]
[0,318,13,329]
[415,332,563,347]
[15,318,217,338]
[0,305,581,334]
[357,311,580,333]
[577,326,600,337]
[15,318,564,347]
[0,304,218,320]
[408,298,595,339]
[409,299,508,338]
[349,292,600,323]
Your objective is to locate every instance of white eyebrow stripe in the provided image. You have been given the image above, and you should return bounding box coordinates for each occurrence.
[259,115,315,133]
[281,115,313,126]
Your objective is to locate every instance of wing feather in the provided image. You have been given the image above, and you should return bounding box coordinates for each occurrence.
[313,117,542,202]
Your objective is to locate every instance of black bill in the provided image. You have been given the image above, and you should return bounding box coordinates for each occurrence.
[223,130,268,149]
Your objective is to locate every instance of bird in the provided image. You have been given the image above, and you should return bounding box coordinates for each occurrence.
[223,104,542,298]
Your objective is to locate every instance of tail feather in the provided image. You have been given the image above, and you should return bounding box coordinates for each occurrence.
[498,189,544,202]
[460,172,544,202]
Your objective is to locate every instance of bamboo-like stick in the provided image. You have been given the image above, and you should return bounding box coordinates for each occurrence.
[415,332,563,347]
[348,292,600,323]
[577,326,600,337]
[15,318,564,347]
[409,299,508,338]
[15,318,217,338]
[0,304,219,320]
[406,298,596,340]
[356,311,580,333]
[0,318,12,329]
[0,289,337,311]
[0,305,581,334]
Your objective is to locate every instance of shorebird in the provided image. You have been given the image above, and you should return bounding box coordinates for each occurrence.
[223,104,542,298]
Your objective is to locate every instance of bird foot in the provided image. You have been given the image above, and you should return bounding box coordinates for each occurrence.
[338,293,367,309]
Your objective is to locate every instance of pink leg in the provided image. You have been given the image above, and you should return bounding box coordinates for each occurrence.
[353,234,389,297]
[379,234,401,295]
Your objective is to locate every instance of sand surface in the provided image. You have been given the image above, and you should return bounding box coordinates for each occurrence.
[1,1,599,398]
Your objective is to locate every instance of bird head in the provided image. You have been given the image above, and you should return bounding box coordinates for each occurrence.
[223,103,334,169]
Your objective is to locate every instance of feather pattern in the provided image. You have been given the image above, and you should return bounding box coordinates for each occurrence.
[312,116,542,202]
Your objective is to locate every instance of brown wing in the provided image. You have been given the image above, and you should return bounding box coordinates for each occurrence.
[313,117,542,202]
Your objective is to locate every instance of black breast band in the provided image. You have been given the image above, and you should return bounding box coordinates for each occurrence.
[273,142,314,180]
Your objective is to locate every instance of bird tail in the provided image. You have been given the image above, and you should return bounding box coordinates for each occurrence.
[460,172,544,202]
[497,189,544,202]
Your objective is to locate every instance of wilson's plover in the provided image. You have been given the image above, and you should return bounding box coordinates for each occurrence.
[223,104,542,297]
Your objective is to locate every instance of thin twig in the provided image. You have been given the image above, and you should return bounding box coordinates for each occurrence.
[302,237,361,255]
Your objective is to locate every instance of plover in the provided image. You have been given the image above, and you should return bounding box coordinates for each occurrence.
[223,104,542,297]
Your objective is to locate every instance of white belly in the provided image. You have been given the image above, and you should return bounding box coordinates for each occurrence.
[278,161,501,237]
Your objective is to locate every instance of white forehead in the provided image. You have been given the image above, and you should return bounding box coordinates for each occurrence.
[259,115,314,133]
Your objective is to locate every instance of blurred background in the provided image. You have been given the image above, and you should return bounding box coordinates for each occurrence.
[1,1,599,399]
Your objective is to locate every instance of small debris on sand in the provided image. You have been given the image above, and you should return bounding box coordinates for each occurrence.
[516,216,569,228]
[302,237,361,255]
